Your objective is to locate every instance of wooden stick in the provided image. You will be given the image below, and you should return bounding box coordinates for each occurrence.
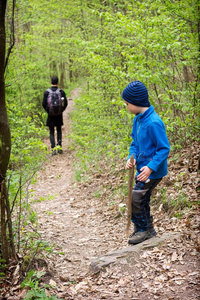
[126,154,135,236]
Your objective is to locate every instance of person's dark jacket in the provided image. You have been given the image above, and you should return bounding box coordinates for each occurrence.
[43,86,68,127]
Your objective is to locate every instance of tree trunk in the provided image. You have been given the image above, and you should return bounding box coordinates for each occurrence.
[1,181,9,262]
[5,185,16,258]
[0,0,12,262]
[0,0,11,184]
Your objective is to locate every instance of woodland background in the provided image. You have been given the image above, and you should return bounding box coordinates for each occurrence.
[0,0,199,298]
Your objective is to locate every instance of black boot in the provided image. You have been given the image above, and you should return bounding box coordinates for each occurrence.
[128,216,157,245]
[148,216,157,237]
[52,148,57,156]
[128,230,149,245]
[129,224,137,238]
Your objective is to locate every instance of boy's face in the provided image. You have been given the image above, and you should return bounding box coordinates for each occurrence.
[124,101,141,114]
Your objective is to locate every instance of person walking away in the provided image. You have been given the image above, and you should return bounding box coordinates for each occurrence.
[43,76,68,155]
[122,81,170,245]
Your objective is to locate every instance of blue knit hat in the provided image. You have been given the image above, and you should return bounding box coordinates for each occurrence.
[122,81,150,107]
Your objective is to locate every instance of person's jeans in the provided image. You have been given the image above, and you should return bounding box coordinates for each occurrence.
[49,126,62,149]
[131,178,162,231]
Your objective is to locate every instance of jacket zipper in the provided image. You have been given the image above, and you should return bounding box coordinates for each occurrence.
[137,120,141,155]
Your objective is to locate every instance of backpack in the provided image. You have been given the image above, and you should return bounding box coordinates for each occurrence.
[47,88,62,116]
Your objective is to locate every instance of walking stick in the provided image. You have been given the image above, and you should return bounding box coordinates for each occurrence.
[126,154,135,236]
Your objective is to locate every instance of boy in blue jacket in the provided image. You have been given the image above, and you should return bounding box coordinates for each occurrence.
[122,81,170,245]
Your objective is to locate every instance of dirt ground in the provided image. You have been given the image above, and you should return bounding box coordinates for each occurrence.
[27,89,199,299]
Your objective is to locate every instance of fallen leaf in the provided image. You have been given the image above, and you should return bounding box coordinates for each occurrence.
[49,279,57,287]
[171,251,178,262]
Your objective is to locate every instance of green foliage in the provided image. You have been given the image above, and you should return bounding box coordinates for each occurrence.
[68,0,199,172]
[21,270,61,300]
[28,211,38,224]
[33,194,55,203]
[21,270,45,289]
[70,90,132,173]
[155,186,192,215]
[6,0,199,175]
[46,211,53,216]
[21,230,53,259]
[0,259,6,284]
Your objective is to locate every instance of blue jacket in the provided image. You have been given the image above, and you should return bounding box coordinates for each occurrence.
[128,106,170,179]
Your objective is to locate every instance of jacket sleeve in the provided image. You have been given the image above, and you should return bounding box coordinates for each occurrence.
[128,117,139,160]
[42,90,49,112]
[147,121,170,172]
[61,90,68,112]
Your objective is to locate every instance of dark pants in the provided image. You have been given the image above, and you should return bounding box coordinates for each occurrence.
[131,178,162,231]
[49,126,62,149]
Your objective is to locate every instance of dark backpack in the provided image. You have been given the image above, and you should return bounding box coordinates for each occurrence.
[47,88,62,116]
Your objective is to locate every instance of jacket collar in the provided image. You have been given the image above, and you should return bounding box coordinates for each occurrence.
[137,105,154,121]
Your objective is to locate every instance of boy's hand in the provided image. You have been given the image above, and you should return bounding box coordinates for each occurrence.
[125,158,136,169]
[137,166,152,181]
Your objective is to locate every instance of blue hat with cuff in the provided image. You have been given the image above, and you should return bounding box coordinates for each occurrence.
[122,81,150,107]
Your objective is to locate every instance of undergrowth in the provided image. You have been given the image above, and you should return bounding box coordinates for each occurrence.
[70,87,198,220]
[21,270,62,300]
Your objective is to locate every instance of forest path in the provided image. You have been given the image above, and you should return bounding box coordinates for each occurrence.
[32,87,128,280]
[31,88,199,300]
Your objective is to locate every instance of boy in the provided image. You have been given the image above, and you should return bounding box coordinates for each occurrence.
[122,81,170,245]
[43,76,68,155]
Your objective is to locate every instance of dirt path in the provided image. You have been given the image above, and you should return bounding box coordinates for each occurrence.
[32,88,128,279]
[31,89,199,300]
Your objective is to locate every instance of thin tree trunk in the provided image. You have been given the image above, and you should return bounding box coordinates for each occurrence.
[5,185,16,258]
[0,0,11,183]
[0,0,12,261]
[1,180,9,262]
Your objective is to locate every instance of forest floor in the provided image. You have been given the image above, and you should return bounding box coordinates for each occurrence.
[5,88,199,300]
